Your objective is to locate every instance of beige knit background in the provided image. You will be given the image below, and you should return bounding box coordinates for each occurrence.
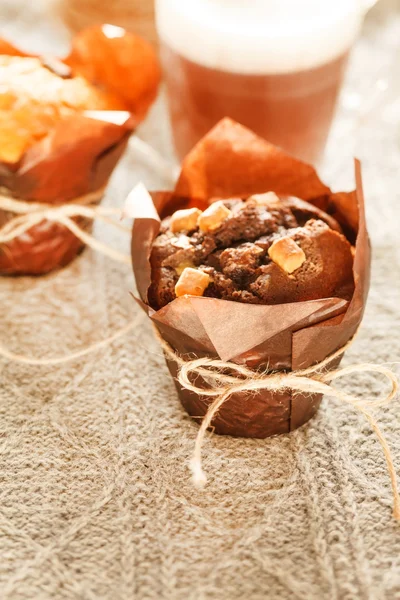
[1,1,400,599]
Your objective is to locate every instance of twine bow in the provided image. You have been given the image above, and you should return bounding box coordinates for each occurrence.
[0,187,132,265]
[0,308,398,520]
[157,332,400,521]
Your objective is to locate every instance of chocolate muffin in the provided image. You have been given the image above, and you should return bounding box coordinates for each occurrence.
[148,192,354,309]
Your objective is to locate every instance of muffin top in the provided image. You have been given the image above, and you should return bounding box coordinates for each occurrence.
[0,55,124,164]
[148,192,354,309]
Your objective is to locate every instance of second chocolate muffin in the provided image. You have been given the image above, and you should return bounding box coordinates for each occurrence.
[149,193,354,310]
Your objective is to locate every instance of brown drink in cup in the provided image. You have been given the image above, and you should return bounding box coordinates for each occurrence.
[156,0,364,164]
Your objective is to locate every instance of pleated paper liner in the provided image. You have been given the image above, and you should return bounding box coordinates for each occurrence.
[129,118,370,438]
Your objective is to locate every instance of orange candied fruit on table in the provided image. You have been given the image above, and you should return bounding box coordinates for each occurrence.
[65,24,161,122]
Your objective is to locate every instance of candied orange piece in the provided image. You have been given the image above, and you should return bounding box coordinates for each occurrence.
[198,201,232,232]
[175,268,210,298]
[268,236,306,274]
[0,122,29,163]
[66,25,161,121]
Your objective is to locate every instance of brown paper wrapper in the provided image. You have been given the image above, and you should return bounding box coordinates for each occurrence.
[130,119,371,438]
[0,25,160,275]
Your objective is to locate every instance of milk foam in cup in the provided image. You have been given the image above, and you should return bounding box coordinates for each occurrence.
[156,0,366,163]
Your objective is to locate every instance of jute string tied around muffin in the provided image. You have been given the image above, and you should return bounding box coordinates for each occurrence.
[154,328,400,521]
[0,303,399,520]
[0,187,132,265]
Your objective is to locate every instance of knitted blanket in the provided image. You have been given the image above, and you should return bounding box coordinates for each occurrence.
[1,1,400,598]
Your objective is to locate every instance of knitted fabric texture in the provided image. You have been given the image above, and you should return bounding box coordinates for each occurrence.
[1,1,400,599]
